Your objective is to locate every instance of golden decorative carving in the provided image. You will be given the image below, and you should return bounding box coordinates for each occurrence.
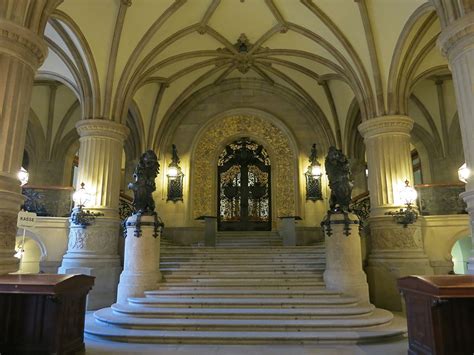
[192,115,295,218]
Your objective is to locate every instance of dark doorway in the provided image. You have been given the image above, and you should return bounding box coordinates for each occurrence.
[217,138,271,231]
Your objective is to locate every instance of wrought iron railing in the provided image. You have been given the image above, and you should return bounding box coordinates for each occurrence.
[350,191,370,223]
[21,185,73,217]
[349,183,467,220]
[415,183,466,216]
[119,192,134,221]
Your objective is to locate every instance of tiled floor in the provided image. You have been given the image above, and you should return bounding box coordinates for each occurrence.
[85,337,408,355]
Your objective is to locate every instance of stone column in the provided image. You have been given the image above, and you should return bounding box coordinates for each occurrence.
[436,10,474,274]
[59,119,129,310]
[0,5,57,274]
[117,215,160,304]
[358,115,432,311]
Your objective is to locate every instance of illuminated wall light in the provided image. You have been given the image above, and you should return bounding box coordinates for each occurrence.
[458,163,469,183]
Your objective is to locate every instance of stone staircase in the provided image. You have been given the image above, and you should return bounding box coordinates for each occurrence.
[85,233,406,344]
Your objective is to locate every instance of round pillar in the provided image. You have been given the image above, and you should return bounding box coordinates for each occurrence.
[437,11,474,274]
[358,115,433,311]
[0,16,49,274]
[59,119,129,309]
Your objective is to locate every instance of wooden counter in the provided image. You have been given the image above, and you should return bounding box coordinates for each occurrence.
[398,275,474,355]
[0,274,94,354]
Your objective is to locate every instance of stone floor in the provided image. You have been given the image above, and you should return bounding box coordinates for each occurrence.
[85,337,408,354]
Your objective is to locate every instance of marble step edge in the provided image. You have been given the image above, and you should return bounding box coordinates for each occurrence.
[162,274,324,279]
[144,290,341,297]
[157,282,327,288]
[110,303,376,317]
[84,318,406,345]
[128,296,359,306]
[93,307,393,330]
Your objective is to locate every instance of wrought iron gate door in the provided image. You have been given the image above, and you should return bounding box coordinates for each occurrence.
[218,138,271,231]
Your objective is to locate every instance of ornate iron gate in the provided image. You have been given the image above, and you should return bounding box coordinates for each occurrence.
[217,138,271,231]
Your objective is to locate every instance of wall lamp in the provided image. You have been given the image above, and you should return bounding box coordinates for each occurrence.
[385,180,418,227]
[458,163,469,183]
[167,144,184,202]
[71,182,103,227]
[305,143,323,201]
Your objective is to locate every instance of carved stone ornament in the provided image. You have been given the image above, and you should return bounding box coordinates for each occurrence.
[68,226,118,255]
[0,214,16,249]
[370,225,423,250]
[192,115,295,218]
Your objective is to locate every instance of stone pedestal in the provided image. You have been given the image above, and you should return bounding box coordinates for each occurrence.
[117,215,161,304]
[322,213,370,305]
[58,215,121,310]
[204,217,217,247]
[279,217,297,247]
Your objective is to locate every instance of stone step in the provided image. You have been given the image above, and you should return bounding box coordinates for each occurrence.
[128,296,359,308]
[85,314,406,344]
[162,271,324,278]
[158,281,326,291]
[157,280,326,288]
[161,268,325,274]
[159,256,324,262]
[93,307,393,331]
[162,246,323,253]
[159,260,325,266]
[145,289,341,298]
[159,264,324,271]
[110,303,376,319]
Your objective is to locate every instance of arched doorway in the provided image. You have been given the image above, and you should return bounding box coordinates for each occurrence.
[218,138,271,231]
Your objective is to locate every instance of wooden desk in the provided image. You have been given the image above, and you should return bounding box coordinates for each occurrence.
[0,274,94,354]
[398,275,474,355]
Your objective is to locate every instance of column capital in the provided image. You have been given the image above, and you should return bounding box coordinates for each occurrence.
[358,115,414,139]
[76,119,130,142]
[438,12,474,62]
[0,20,48,71]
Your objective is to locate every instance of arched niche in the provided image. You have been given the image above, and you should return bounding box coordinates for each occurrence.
[190,114,298,225]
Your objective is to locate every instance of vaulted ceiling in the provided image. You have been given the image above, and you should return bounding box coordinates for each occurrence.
[36,0,448,153]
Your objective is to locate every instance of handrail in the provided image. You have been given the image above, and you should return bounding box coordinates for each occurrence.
[23,185,74,191]
[351,191,369,202]
[415,183,464,188]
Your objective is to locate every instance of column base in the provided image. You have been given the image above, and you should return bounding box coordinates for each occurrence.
[367,217,433,311]
[58,217,122,310]
[367,250,433,311]
[59,255,121,310]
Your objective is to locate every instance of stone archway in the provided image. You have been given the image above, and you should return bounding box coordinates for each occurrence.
[192,115,296,221]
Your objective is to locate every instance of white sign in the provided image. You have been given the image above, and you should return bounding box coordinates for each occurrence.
[17,211,37,228]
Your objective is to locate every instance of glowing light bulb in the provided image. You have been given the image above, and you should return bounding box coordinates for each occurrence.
[458,163,469,183]
[399,180,417,205]
[18,167,29,186]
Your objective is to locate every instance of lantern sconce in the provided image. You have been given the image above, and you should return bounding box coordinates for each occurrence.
[167,144,184,202]
[305,143,323,201]
[71,182,103,227]
[385,180,418,227]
